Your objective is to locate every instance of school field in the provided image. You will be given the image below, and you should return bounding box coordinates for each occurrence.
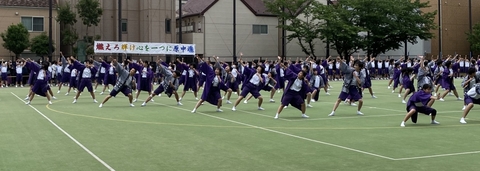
[1,79,479,171]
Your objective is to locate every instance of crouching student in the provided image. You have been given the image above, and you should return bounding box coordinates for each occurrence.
[460,83,480,124]
[400,84,440,127]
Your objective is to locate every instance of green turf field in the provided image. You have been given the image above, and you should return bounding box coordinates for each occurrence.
[1,79,479,171]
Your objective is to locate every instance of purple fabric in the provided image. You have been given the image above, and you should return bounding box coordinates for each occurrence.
[96,73,105,84]
[281,90,304,110]
[138,78,152,91]
[464,94,480,105]
[240,82,261,98]
[32,79,48,97]
[199,62,228,105]
[104,74,116,85]
[1,73,7,81]
[183,77,197,91]
[78,79,93,92]
[16,74,22,83]
[338,86,362,101]
[69,76,77,88]
[110,86,132,97]
[61,74,70,83]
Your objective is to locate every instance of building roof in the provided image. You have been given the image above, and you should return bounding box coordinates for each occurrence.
[178,0,276,18]
[0,0,58,8]
[179,0,218,18]
[241,0,275,17]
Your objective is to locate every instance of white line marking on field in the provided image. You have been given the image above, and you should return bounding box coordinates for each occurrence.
[11,92,115,171]
[288,113,406,121]
[394,150,480,161]
[147,100,395,160]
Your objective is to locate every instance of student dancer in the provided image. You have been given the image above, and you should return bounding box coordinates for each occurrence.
[142,58,182,106]
[244,71,277,104]
[99,57,116,95]
[328,56,365,116]
[65,66,78,95]
[416,56,434,92]
[231,57,265,111]
[178,59,199,100]
[461,68,477,111]
[57,52,71,94]
[94,59,106,92]
[129,59,153,102]
[274,57,309,119]
[437,60,462,101]
[460,82,480,123]
[0,60,8,87]
[224,63,240,104]
[15,60,25,87]
[70,57,98,104]
[23,58,52,105]
[363,57,377,98]
[401,67,416,103]
[310,63,325,103]
[400,84,440,127]
[191,56,232,113]
[99,57,136,107]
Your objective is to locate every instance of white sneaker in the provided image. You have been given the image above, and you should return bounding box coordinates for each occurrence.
[449,92,453,96]
[195,97,198,100]
[57,90,60,94]
[274,114,279,119]
[52,96,57,100]
[400,121,405,127]
[216,108,223,112]
[460,118,467,124]
[222,96,225,100]
[48,101,52,105]
[133,99,137,103]
[100,92,104,95]
[94,90,97,93]
[24,97,29,101]
[462,105,466,111]
[357,111,364,115]
[310,99,316,103]
[283,106,288,109]
[372,95,377,98]
[177,102,183,106]
[277,90,280,93]
[25,101,30,105]
[93,99,98,103]
[179,98,182,101]
[151,99,154,102]
[258,107,264,110]
[301,114,309,118]
[392,90,395,93]
[141,102,146,107]
[431,120,440,124]
[130,103,135,107]
[398,94,401,98]
[350,103,357,106]
[65,92,69,96]
[457,97,463,101]
[243,100,248,104]
[402,100,406,104]
[307,104,313,108]
[269,99,275,103]
[388,86,391,89]
[439,98,444,101]
[74,90,77,93]
[21,85,23,87]
[99,104,103,108]
[15,85,18,88]
[72,99,77,103]
[108,89,111,92]
[328,111,335,116]
[232,107,236,111]
[326,92,330,95]
[191,109,196,113]
[433,92,437,96]
[226,100,232,104]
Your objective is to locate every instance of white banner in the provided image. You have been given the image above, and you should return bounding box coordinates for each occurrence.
[93,41,196,55]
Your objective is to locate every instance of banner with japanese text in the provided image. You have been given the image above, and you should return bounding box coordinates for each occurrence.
[94,41,196,55]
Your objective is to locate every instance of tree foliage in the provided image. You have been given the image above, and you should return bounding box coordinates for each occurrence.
[265,0,323,58]
[31,32,55,57]
[76,0,103,29]
[0,23,30,58]
[57,2,78,55]
[466,23,480,53]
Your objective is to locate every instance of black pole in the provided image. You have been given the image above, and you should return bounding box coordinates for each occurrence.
[233,0,237,62]
[326,0,330,58]
[179,0,182,44]
[118,0,122,61]
[438,0,442,57]
[469,0,472,59]
[404,40,408,60]
[281,6,286,58]
[48,0,53,62]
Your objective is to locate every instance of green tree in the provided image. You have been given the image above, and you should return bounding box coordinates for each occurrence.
[265,0,323,58]
[76,0,103,43]
[466,23,480,53]
[355,0,436,57]
[0,23,30,58]
[31,33,56,57]
[314,1,364,58]
[56,2,78,54]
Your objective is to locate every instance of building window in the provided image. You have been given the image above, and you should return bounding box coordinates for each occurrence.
[21,17,44,32]
[252,25,268,34]
[121,19,127,33]
[165,19,171,34]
